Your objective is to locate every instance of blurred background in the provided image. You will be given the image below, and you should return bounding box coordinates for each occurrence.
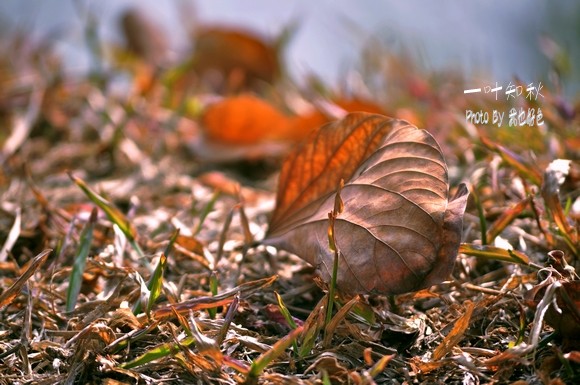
[0,0,578,97]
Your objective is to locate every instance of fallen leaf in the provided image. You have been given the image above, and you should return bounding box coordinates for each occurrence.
[192,27,280,91]
[304,353,350,384]
[0,249,51,310]
[544,280,580,340]
[200,94,290,145]
[196,96,387,161]
[526,250,580,344]
[432,301,475,360]
[120,8,168,65]
[265,112,468,295]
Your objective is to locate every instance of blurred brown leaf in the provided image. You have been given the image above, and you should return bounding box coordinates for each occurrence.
[192,27,280,92]
[265,112,468,295]
[120,9,168,66]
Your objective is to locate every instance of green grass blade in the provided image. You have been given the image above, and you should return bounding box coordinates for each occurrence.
[194,191,220,235]
[132,270,150,315]
[274,291,299,354]
[322,371,332,385]
[323,295,359,347]
[66,208,97,312]
[120,336,195,369]
[68,172,144,259]
[247,326,303,381]
[274,291,298,330]
[325,180,344,329]
[217,293,239,344]
[299,297,326,358]
[164,228,180,257]
[458,243,536,267]
[208,270,219,319]
[146,253,167,316]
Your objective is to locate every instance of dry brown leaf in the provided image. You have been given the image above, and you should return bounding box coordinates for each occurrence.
[304,353,350,384]
[526,250,580,343]
[120,9,168,65]
[0,249,51,310]
[192,27,280,91]
[432,301,475,360]
[265,112,468,295]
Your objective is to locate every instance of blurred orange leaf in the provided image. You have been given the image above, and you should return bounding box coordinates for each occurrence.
[201,94,290,145]
[175,234,206,257]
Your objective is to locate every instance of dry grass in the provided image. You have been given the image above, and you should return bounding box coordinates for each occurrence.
[0,12,579,385]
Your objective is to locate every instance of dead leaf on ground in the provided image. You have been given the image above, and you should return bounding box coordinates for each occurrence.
[526,250,580,345]
[195,95,388,162]
[120,8,168,66]
[192,27,280,92]
[0,249,51,310]
[193,95,292,162]
[200,94,290,145]
[432,300,475,360]
[265,112,469,295]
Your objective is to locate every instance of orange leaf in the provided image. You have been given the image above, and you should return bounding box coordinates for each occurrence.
[201,94,290,145]
[175,234,206,257]
[268,113,394,232]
